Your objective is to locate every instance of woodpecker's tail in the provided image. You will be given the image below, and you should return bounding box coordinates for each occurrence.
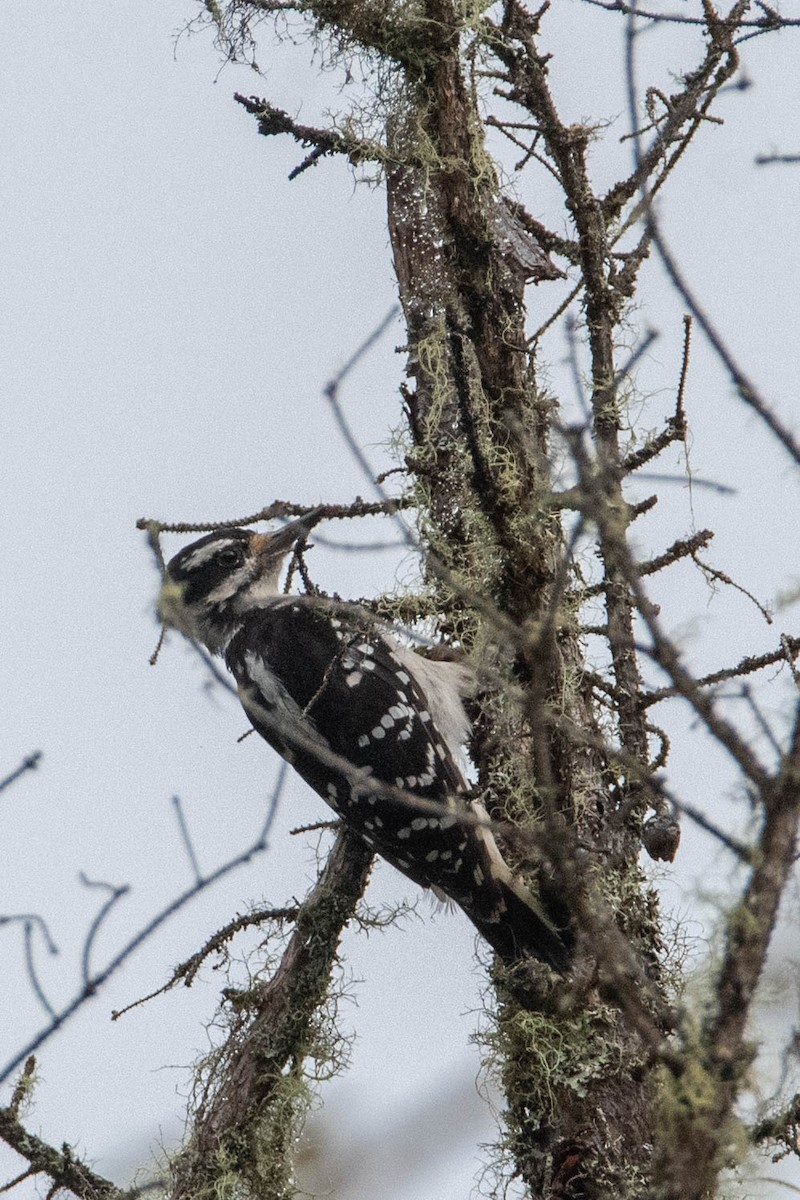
[470,873,572,972]
[465,799,572,971]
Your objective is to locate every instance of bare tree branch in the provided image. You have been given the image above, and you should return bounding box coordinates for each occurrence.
[0,771,286,1088]
[0,753,42,796]
[0,1095,123,1200]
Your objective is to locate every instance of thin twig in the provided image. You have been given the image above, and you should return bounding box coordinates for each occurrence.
[614,327,659,385]
[112,896,299,1021]
[136,497,411,536]
[0,770,287,1087]
[755,152,800,165]
[581,0,799,35]
[78,874,131,988]
[233,95,383,179]
[643,636,800,706]
[171,796,204,884]
[0,753,43,796]
[23,922,56,1021]
[0,914,58,956]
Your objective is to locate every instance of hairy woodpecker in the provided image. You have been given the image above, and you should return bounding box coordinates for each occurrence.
[158,512,570,970]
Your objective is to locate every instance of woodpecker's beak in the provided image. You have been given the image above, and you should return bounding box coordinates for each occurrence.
[250,508,324,561]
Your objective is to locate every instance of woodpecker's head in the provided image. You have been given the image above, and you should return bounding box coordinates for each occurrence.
[159,510,321,651]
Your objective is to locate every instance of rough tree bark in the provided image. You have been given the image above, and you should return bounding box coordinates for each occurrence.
[382,9,662,1194]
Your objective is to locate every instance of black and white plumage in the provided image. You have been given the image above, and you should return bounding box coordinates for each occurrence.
[158,513,570,970]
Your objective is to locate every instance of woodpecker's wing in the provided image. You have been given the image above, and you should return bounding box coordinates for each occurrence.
[227,598,484,892]
[227,599,466,785]
[225,598,570,970]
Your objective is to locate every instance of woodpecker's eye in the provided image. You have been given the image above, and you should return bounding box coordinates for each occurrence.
[216,545,244,568]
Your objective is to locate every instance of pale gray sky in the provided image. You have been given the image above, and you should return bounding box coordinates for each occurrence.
[2,4,798,1198]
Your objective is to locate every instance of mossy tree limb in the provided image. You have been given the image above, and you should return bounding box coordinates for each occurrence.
[170,831,373,1200]
[380,5,663,1196]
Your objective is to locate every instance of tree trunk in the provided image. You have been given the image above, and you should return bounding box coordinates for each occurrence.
[384,23,665,1196]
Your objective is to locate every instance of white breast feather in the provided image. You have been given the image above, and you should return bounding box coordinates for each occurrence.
[389,643,474,773]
